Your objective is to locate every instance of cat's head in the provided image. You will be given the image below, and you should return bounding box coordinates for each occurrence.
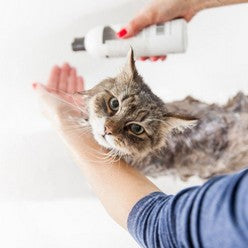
[85,49,197,157]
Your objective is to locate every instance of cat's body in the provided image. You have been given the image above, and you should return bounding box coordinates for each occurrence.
[125,93,248,179]
[82,49,248,180]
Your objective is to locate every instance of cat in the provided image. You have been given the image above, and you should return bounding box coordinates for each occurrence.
[79,48,248,180]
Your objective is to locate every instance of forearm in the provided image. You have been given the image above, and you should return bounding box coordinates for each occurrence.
[34,67,159,229]
[197,0,248,11]
[57,116,159,228]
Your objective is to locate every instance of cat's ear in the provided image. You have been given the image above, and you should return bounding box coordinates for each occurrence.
[122,47,138,79]
[163,113,198,132]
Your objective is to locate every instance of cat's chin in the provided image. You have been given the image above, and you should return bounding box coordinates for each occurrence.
[93,133,114,150]
[93,133,128,156]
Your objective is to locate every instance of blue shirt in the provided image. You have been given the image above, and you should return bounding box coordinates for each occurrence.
[128,169,248,248]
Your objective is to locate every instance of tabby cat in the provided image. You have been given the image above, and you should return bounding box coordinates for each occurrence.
[80,48,248,180]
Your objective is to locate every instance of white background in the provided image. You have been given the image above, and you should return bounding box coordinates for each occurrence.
[0,0,248,247]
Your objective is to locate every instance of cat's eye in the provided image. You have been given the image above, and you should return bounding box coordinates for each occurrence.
[109,97,119,111]
[130,124,144,135]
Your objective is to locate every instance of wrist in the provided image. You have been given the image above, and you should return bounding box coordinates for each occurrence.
[193,0,223,11]
[56,113,105,163]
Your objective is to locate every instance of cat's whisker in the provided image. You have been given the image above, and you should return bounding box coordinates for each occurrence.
[46,91,85,113]
[61,124,91,136]
[60,107,88,120]
[106,149,121,163]
[103,149,116,159]
[71,94,89,113]
[95,149,121,165]
[145,118,167,124]
[58,112,89,126]
[63,129,90,137]
[82,147,121,164]
[45,86,70,95]
[57,120,88,128]
[43,88,89,118]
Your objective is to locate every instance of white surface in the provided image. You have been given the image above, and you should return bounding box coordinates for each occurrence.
[0,0,248,247]
[0,199,138,248]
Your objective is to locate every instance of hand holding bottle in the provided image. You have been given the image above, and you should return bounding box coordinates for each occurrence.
[117,0,247,61]
[117,0,199,61]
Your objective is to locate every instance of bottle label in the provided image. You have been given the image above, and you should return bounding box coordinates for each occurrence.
[156,24,165,35]
[102,26,118,44]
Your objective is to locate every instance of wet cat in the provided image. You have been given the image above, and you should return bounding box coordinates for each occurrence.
[80,48,248,180]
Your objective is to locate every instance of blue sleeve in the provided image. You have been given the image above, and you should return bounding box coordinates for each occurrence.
[127,169,248,248]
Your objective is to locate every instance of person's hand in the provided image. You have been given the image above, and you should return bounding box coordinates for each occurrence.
[33,64,108,161]
[117,0,201,61]
[32,63,86,124]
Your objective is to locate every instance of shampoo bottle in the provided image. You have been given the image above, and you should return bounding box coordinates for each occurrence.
[72,19,187,58]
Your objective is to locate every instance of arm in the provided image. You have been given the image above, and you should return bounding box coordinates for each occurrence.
[34,64,160,229]
[58,120,160,228]
[128,170,248,247]
[198,0,248,10]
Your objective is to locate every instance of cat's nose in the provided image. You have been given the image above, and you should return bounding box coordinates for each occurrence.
[104,125,113,135]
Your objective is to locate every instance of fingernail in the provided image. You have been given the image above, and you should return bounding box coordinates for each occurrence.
[117,28,127,38]
[150,57,159,62]
[32,83,37,89]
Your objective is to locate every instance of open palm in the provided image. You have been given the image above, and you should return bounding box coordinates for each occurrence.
[33,63,86,122]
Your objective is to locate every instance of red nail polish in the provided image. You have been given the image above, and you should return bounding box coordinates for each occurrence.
[117,28,127,38]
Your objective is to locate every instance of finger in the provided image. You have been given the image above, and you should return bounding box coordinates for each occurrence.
[59,63,70,93]
[32,82,38,90]
[139,57,149,61]
[67,67,77,94]
[47,65,60,91]
[160,56,167,61]
[184,13,195,22]
[117,11,153,38]
[76,76,84,92]
[150,56,159,62]
[34,83,68,119]
[33,83,47,96]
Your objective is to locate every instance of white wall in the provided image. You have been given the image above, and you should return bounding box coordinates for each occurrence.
[0,0,248,247]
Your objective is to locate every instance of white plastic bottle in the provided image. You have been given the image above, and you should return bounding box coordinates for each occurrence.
[72,19,187,58]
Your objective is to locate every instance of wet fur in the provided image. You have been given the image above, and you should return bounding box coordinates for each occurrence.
[126,93,248,180]
[82,50,248,180]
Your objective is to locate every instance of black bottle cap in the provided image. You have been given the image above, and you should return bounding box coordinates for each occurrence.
[71,37,85,51]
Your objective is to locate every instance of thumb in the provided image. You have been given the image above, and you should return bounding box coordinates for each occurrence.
[32,83,47,96]
[117,13,153,38]
[33,83,61,117]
